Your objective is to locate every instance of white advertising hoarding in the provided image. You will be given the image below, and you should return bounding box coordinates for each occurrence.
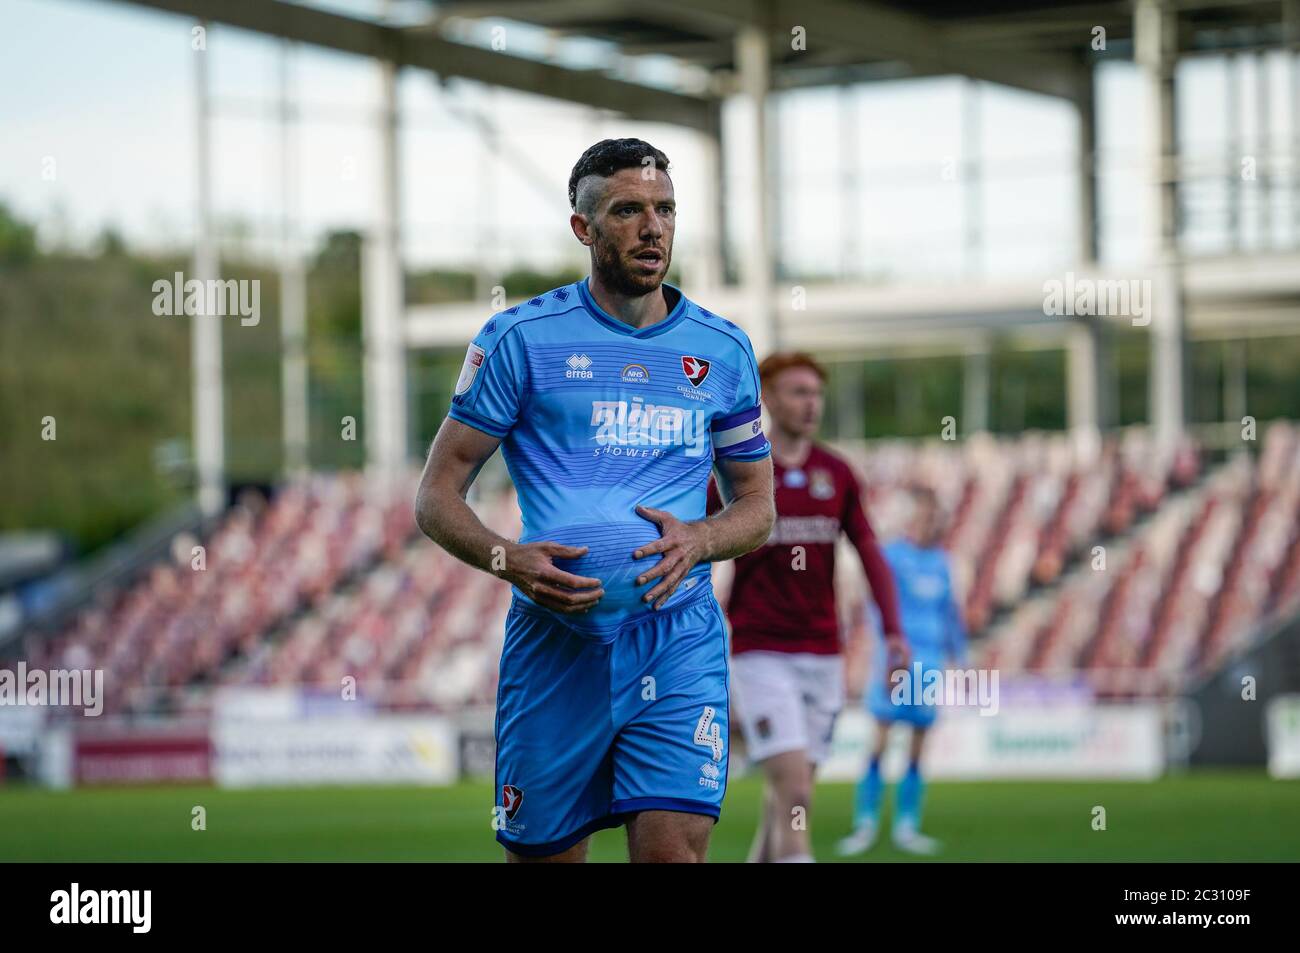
[820,703,1164,781]
[1266,694,1300,779]
[213,715,457,787]
[0,703,46,756]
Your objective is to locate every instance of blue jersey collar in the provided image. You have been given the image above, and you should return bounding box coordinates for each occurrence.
[577,276,688,339]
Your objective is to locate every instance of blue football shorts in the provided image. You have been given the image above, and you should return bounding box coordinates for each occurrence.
[493,586,730,857]
[867,653,945,728]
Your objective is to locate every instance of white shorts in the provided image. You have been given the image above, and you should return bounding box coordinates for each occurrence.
[730,650,845,764]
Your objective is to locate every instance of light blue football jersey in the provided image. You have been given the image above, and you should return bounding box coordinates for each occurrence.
[448,278,771,640]
[878,538,967,662]
[867,538,968,726]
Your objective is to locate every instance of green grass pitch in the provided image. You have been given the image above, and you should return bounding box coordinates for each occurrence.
[1,772,1297,862]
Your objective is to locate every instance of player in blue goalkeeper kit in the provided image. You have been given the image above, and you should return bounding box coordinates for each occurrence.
[838,486,968,857]
[415,139,775,863]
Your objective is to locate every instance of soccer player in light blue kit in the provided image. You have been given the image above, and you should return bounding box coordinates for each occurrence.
[837,486,967,857]
[415,139,775,863]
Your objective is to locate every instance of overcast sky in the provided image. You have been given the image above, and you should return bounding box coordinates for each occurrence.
[2,0,1294,283]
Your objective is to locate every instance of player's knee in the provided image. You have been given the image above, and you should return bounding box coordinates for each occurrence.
[635,831,709,863]
[629,814,712,863]
[506,840,588,863]
[777,782,812,814]
[767,765,812,810]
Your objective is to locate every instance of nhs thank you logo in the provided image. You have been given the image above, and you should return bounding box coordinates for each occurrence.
[621,363,649,384]
[590,398,709,457]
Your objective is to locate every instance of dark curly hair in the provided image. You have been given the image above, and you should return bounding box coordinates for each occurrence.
[568,138,671,212]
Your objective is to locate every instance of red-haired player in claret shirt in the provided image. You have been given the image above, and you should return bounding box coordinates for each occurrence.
[707,352,908,863]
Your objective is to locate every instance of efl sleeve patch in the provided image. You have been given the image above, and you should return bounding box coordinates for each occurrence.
[449,325,525,436]
[712,404,768,457]
[454,343,486,396]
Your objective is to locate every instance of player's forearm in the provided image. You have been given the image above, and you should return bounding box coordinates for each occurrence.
[696,490,774,562]
[853,535,903,636]
[415,483,513,575]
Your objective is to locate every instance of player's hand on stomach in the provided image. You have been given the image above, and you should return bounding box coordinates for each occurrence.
[503,541,604,614]
[631,505,709,611]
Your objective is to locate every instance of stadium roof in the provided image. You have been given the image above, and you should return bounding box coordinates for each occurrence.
[99,0,1300,474]
[110,0,1296,118]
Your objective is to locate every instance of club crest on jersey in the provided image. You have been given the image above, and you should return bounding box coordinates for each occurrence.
[501,784,524,820]
[454,343,485,395]
[566,353,594,379]
[621,363,650,384]
[809,468,835,500]
[681,355,710,387]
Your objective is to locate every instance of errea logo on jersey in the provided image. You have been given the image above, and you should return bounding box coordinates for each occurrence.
[590,398,710,458]
[566,353,594,379]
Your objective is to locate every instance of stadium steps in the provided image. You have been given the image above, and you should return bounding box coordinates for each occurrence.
[978,454,1222,686]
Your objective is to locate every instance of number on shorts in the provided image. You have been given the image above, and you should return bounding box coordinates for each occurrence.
[694,706,724,762]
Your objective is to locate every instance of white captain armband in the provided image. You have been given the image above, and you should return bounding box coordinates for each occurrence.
[711,405,768,458]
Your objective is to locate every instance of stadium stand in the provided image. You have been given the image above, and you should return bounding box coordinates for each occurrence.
[12,424,1300,717]
[980,422,1300,697]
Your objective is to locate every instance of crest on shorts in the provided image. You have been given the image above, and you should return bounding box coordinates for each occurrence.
[501,784,524,820]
